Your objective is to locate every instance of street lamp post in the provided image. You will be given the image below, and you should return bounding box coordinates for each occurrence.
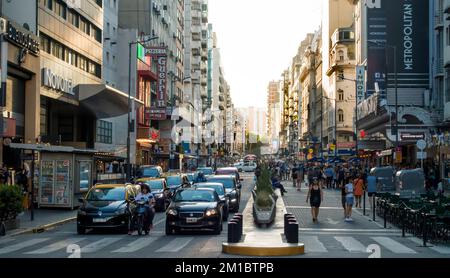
[126,36,158,182]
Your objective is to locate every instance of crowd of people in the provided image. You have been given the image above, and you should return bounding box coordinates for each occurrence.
[265,160,377,223]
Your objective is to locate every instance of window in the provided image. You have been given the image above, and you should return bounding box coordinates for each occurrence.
[40,34,50,53]
[95,0,103,8]
[447,27,450,46]
[338,50,344,61]
[97,120,113,144]
[106,22,110,35]
[338,109,344,123]
[106,52,110,64]
[338,89,344,101]
[91,25,102,43]
[68,10,79,27]
[43,0,53,10]
[80,17,90,35]
[54,0,67,20]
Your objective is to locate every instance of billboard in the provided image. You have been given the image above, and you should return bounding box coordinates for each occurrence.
[366,0,429,96]
[146,47,168,108]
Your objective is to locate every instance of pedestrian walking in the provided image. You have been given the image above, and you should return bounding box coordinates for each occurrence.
[353,174,364,208]
[291,163,298,188]
[306,177,323,223]
[324,165,334,189]
[344,177,354,222]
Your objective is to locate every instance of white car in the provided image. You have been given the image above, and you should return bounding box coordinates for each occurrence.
[233,162,244,172]
[242,162,257,172]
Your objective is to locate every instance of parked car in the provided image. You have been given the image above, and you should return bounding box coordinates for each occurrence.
[144,178,171,212]
[77,184,130,234]
[165,174,190,194]
[194,182,229,220]
[136,165,163,180]
[165,188,225,235]
[197,167,214,176]
[242,162,257,172]
[205,175,241,212]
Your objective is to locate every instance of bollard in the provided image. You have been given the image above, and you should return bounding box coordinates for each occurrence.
[286,221,299,243]
[285,215,296,236]
[422,214,427,247]
[227,220,238,243]
[233,214,243,240]
[284,214,294,235]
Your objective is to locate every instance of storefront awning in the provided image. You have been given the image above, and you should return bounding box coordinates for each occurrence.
[77,84,144,119]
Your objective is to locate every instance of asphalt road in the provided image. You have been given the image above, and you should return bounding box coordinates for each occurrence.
[1,173,450,258]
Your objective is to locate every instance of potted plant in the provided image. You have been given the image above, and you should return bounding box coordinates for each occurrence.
[0,184,24,236]
[253,165,277,226]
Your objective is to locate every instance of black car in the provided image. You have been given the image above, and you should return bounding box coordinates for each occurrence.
[166,188,225,235]
[194,182,229,220]
[145,179,171,212]
[77,185,130,234]
[205,175,241,212]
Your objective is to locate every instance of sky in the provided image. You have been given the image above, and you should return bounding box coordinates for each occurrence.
[208,0,323,109]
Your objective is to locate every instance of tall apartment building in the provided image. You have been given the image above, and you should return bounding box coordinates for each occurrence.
[267,81,281,149]
[322,0,356,157]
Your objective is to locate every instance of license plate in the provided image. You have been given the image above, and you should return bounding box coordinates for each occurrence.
[186,218,198,223]
[93,218,108,223]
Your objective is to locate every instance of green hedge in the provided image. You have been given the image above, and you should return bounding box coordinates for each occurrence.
[255,164,273,209]
[0,184,23,221]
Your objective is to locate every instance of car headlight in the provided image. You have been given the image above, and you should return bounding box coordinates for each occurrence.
[206,209,218,217]
[168,209,178,216]
[78,210,87,216]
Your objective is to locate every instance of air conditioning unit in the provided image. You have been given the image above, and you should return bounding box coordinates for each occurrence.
[0,18,7,34]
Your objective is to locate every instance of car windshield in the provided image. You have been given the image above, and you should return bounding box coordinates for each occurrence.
[148,180,164,190]
[167,176,182,186]
[174,190,215,202]
[197,185,224,196]
[198,168,213,175]
[86,187,125,201]
[140,167,159,177]
[206,178,234,189]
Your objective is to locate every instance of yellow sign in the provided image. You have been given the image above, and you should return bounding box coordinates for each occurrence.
[308,149,314,154]
[330,144,336,151]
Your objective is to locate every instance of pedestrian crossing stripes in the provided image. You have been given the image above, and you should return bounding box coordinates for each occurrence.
[112,237,159,253]
[155,237,194,253]
[371,237,417,254]
[0,234,449,256]
[80,237,123,253]
[335,237,367,253]
[25,238,86,254]
[0,238,50,254]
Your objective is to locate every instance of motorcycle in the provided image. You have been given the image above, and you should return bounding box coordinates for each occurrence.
[130,197,154,236]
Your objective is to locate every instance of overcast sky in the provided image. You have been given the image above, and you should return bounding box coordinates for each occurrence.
[208,0,322,109]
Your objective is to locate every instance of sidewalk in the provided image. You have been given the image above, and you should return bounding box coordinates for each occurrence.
[281,180,384,230]
[4,208,77,237]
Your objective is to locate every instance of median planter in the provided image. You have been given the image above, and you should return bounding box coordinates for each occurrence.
[0,184,24,236]
[252,165,276,226]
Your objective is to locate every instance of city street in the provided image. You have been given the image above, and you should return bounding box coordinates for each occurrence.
[1,173,449,258]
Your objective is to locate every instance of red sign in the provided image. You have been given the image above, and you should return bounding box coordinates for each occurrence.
[150,128,160,141]
[2,118,16,137]
[147,47,167,108]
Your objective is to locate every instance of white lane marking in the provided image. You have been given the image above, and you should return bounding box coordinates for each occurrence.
[200,237,227,253]
[0,238,50,254]
[80,237,122,253]
[408,237,450,255]
[300,236,328,253]
[155,237,194,253]
[353,209,385,228]
[153,218,165,226]
[26,238,86,254]
[335,236,367,253]
[112,237,158,253]
[371,237,417,254]
[286,206,344,210]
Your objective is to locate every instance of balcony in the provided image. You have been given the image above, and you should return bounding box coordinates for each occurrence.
[201,62,207,74]
[192,32,201,41]
[192,47,201,56]
[202,11,208,23]
[219,104,225,111]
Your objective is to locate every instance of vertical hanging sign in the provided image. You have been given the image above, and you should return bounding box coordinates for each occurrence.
[147,47,168,108]
[356,66,365,104]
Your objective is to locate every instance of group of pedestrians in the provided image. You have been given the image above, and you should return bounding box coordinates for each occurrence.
[266,159,375,224]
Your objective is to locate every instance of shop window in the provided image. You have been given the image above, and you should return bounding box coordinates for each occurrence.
[97,120,113,144]
[40,98,48,136]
